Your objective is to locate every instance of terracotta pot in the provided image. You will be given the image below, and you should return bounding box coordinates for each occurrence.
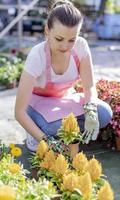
[115,137,120,151]
[68,142,79,158]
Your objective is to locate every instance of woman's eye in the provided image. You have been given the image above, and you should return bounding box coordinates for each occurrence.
[55,38,63,41]
[69,40,75,43]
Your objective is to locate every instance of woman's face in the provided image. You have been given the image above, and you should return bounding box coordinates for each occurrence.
[45,20,81,55]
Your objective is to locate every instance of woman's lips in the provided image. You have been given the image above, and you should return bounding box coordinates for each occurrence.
[59,49,68,53]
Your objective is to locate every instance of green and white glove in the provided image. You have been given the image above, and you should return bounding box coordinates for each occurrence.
[83,103,99,144]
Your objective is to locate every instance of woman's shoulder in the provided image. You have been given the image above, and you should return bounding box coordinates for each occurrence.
[74,36,90,59]
[75,36,88,47]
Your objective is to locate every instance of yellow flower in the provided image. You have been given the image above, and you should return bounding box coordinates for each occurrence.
[62,173,79,192]
[78,172,92,200]
[87,157,102,182]
[9,144,15,149]
[36,140,49,159]
[40,150,56,170]
[48,182,54,189]
[0,185,16,200]
[52,154,69,175]
[8,163,21,174]
[72,152,88,173]
[97,181,114,200]
[10,147,22,157]
[62,113,80,133]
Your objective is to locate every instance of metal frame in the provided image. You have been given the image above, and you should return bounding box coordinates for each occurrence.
[0,0,47,50]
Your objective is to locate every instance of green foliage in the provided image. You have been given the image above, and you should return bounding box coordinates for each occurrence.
[0,54,24,85]
[57,128,82,145]
[62,190,83,200]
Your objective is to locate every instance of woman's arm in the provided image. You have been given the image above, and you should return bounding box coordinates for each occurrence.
[15,71,45,142]
[79,53,98,103]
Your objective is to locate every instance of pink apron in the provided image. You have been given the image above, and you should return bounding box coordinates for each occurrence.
[29,41,84,122]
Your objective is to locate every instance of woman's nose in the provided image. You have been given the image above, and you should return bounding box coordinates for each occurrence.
[60,43,70,51]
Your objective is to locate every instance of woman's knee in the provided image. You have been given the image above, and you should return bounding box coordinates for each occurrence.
[97,100,113,128]
[42,120,62,136]
[26,106,47,128]
[27,106,62,136]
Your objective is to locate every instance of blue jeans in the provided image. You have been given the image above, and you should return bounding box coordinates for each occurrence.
[27,99,113,136]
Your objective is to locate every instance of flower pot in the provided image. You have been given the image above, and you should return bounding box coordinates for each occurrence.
[6,79,17,89]
[31,167,38,180]
[115,137,120,151]
[68,142,79,158]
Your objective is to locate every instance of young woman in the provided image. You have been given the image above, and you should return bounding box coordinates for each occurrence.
[15,0,112,151]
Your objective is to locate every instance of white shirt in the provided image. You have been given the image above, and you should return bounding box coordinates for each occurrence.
[24,36,91,88]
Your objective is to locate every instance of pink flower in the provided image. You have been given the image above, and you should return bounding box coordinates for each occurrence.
[117,130,120,137]
[115,105,120,112]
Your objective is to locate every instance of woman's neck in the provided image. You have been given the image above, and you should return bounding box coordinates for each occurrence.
[51,51,71,75]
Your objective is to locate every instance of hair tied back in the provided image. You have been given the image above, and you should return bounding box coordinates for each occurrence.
[52,0,73,9]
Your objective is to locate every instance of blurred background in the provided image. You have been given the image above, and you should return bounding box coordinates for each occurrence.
[0,0,120,51]
[0,0,120,89]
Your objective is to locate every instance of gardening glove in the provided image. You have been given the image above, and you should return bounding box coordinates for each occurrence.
[43,136,70,156]
[83,103,99,144]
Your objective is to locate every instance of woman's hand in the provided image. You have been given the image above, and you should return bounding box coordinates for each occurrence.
[82,103,99,144]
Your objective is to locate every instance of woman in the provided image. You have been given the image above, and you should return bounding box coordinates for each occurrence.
[15,0,112,151]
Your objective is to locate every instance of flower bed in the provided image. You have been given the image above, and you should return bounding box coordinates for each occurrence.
[0,143,57,200]
[96,80,120,149]
[30,139,114,200]
[0,139,114,200]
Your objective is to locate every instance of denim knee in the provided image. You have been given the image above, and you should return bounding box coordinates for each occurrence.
[97,99,113,128]
[26,106,62,136]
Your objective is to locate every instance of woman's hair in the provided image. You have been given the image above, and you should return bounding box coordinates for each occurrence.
[47,0,83,29]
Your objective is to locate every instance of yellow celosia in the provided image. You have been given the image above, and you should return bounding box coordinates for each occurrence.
[36,140,49,159]
[9,143,15,149]
[97,181,114,200]
[87,157,102,182]
[52,154,69,175]
[72,152,88,173]
[40,150,56,170]
[8,163,21,174]
[0,185,16,200]
[62,113,80,133]
[78,172,92,200]
[62,173,79,192]
[10,147,22,157]
[48,182,54,189]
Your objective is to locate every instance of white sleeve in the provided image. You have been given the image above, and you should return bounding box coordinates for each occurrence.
[24,46,42,78]
[74,37,91,61]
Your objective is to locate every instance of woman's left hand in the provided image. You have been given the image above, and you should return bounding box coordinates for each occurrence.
[82,103,99,144]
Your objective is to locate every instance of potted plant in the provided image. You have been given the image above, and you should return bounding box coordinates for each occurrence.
[0,63,18,88]
[57,113,82,158]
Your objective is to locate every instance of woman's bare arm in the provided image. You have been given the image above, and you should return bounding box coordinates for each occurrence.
[79,53,98,103]
[15,71,45,142]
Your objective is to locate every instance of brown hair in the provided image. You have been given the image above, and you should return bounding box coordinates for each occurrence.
[47,0,83,29]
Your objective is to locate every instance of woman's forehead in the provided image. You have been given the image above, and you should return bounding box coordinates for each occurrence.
[51,21,80,37]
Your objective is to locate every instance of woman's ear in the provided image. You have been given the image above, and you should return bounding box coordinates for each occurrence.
[44,24,49,37]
